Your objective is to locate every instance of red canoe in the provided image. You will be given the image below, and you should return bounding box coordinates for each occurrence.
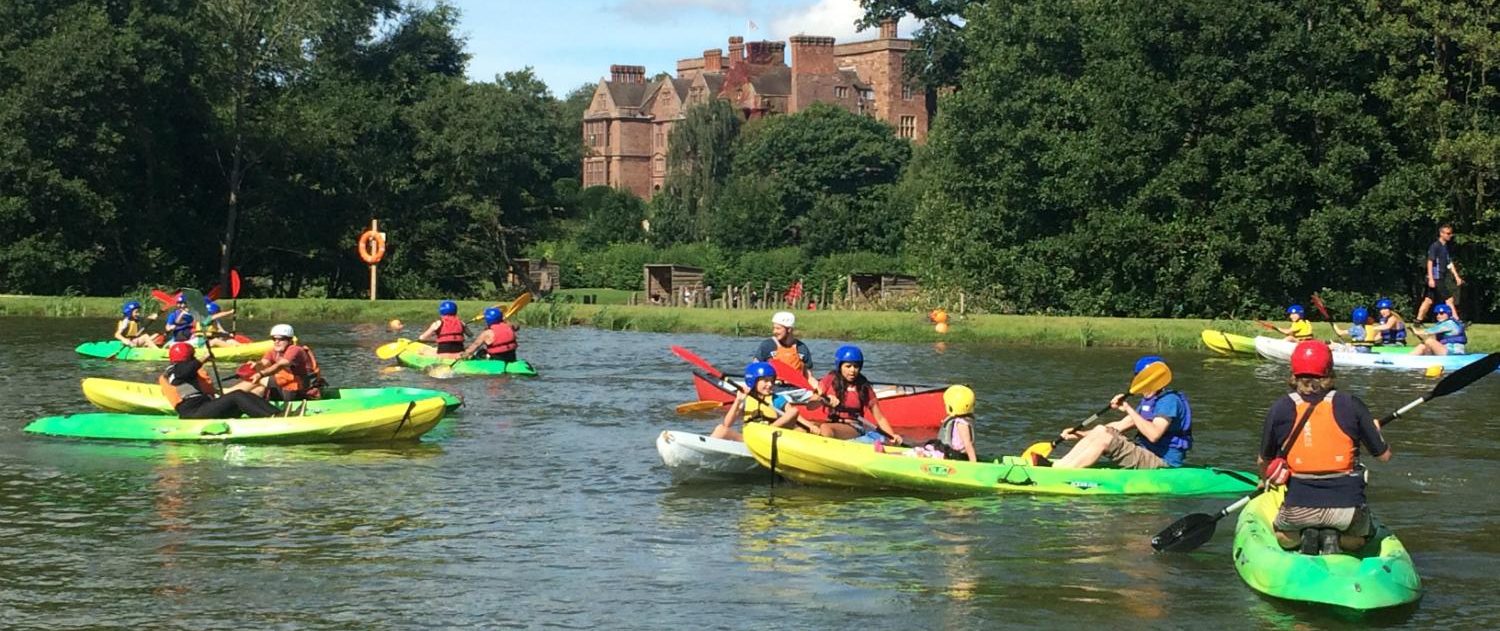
[690,370,948,429]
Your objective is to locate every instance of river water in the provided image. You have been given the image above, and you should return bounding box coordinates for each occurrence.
[1,318,1496,629]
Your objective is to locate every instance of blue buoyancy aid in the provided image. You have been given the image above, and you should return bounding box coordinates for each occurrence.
[1379,315,1406,345]
[1135,390,1192,466]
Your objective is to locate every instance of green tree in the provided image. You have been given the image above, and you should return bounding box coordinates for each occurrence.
[576,185,647,248]
[652,99,742,243]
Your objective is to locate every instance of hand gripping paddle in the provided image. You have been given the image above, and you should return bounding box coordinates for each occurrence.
[1019,361,1172,462]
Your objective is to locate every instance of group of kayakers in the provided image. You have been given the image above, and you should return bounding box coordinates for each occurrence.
[416,300,521,361]
[157,321,326,419]
[1276,297,1466,357]
[114,295,242,349]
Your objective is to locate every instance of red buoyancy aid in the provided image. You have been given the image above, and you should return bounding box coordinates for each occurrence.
[436,315,465,344]
[1285,392,1357,476]
[819,373,872,422]
[486,322,517,355]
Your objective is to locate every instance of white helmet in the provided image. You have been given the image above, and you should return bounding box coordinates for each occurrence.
[772,311,796,328]
[270,324,295,338]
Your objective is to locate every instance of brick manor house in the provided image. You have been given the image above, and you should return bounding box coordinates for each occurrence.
[581,20,932,200]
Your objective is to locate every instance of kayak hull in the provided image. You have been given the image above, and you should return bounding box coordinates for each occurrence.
[1255,336,1488,372]
[1233,486,1421,611]
[24,398,448,444]
[656,430,761,482]
[742,424,1257,495]
[393,341,537,376]
[75,340,273,362]
[691,371,946,428]
[80,377,462,414]
[1202,330,1258,355]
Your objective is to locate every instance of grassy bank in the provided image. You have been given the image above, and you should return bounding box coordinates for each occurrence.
[5,294,1492,351]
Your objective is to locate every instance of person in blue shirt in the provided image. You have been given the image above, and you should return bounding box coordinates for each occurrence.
[1409,304,1467,356]
[1332,306,1377,353]
[1415,223,1464,322]
[1050,356,1193,470]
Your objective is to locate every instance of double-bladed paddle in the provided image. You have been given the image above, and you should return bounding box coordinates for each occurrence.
[1019,361,1172,462]
[1311,293,1344,341]
[1151,351,1500,553]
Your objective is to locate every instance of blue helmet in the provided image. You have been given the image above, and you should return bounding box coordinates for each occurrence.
[1286,304,1304,316]
[1133,355,1164,375]
[1434,303,1453,317]
[744,361,776,389]
[438,300,458,316]
[483,307,503,324]
[122,301,142,316]
[1376,297,1394,310]
[1351,306,1369,324]
[206,302,221,316]
[175,294,187,305]
[835,345,864,365]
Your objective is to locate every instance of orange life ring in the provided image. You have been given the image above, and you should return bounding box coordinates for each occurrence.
[358,229,386,265]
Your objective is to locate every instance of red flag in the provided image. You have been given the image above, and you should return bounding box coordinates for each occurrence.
[786,279,803,300]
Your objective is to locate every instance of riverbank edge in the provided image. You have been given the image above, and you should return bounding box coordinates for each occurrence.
[5,295,1488,351]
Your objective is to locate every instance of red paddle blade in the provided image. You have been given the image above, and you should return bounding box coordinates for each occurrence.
[151,289,173,308]
[1254,320,1278,331]
[230,269,242,298]
[769,359,812,389]
[1311,293,1331,320]
[207,284,222,301]
[670,345,725,380]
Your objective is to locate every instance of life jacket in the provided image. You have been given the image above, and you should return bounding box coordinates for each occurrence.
[267,345,323,397]
[1379,315,1406,345]
[158,365,212,408]
[436,315,465,344]
[1437,319,1467,345]
[771,341,805,373]
[741,393,782,423]
[1290,320,1313,341]
[823,374,873,422]
[1285,391,1356,476]
[485,322,518,355]
[1350,324,1375,348]
[938,416,972,454]
[1137,390,1193,456]
[119,317,141,338]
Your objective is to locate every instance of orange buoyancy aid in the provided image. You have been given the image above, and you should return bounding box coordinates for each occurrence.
[269,345,321,394]
[436,315,465,344]
[486,322,518,355]
[1285,391,1357,476]
[771,342,804,373]
[158,368,212,407]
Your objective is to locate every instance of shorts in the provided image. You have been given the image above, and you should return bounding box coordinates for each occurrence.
[1273,504,1373,537]
[436,341,465,355]
[1424,277,1457,302]
[1446,343,1467,355]
[1101,427,1167,470]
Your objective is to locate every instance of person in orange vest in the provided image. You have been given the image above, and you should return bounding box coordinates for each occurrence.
[418,300,468,359]
[752,311,821,396]
[243,324,325,401]
[159,343,278,418]
[463,307,520,362]
[1258,340,1391,555]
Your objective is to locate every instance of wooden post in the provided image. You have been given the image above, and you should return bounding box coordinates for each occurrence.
[959,291,965,315]
[368,218,379,301]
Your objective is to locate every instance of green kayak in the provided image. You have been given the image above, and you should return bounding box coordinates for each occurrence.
[25,398,449,444]
[1233,486,1421,611]
[393,341,537,376]
[741,424,1258,496]
[80,377,462,414]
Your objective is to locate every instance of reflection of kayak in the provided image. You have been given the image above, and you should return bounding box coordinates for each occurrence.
[1254,336,1489,371]
[75,340,273,362]
[24,398,448,443]
[1202,330,1257,355]
[656,430,761,482]
[690,371,945,428]
[741,423,1256,495]
[394,341,537,376]
[80,377,462,414]
[1233,486,1421,611]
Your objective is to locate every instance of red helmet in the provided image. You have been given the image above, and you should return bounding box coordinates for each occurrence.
[1290,340,1332,377]
[168,342,194,363]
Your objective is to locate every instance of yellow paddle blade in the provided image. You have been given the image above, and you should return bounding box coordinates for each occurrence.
[1018,441,1053,462]
[676,400,723,414]
[1130,361,1172,395]
[504,292,533,320]
[375,338,412,360]
[425,364,456,379]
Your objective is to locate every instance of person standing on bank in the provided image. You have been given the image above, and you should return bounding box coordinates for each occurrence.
[1416,223,1464,322]
[753,311,822,397]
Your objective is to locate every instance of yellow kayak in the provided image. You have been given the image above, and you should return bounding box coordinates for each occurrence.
[1202,330,1257,355]
[24,397,448,443]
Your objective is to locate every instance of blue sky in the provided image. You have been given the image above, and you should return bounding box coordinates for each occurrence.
[445,0,916,95]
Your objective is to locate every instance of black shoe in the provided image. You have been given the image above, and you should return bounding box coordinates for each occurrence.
[1299,529,1320,555]
[1319,528,1342,555]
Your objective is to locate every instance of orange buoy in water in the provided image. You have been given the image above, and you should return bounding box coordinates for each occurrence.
[930,309,950,324]
[387,319,403,331]
[934,341,948,353]
[1424,365,1442,378]
[935,322,949,334]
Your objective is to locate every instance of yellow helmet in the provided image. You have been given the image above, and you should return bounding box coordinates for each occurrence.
[943,385,975,416]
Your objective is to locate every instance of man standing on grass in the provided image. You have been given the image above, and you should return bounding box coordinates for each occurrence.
[1415,223,1464,323]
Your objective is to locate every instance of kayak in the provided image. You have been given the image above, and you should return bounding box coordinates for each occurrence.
[1255,335,1490,372]
[1202,330,1257,355]
[392,341,538,376]
[1233,486,1421,611]
[75,339,273,362]
[656,430,762,482]
[691,371,946,428]
[24,397,449,444]
[741,423,1257,495]
[80,377,462,414]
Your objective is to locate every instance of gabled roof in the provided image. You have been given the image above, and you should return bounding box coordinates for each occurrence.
[748,66,791,96]
[605,81,650,109]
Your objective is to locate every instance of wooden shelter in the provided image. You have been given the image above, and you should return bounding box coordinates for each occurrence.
[644,264,705,306]
[507,258,560,293]
[846,272,920,303]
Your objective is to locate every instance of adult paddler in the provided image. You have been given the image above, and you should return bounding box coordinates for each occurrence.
[417,300,468,359]
[1049,356,1193,470]
[462,307,520,362]
[752,311,821,397]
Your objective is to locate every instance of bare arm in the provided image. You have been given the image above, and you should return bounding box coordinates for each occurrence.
[416,320,441,342]
[462,330,491,358]
[867,399,904,445]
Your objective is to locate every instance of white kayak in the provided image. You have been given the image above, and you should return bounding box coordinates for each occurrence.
[1254,336,1490,372]
[656,430,762,482]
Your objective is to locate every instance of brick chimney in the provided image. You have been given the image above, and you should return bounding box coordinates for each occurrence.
[703,48,723,73]
[745,40,786,66]
[609,64,646,84]
[879,18,897,39]
[789,36,836,75]
[727,36,744,63]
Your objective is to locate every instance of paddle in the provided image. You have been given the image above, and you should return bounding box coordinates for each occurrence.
[178,288,225,394]
[469,291,534,322]
[676,400,724,414]
[1254,320,1279,332]
[375,338,413,360]
[670,345,728,380]
[1019,361,1172,462]
[1311,293,1344,341]
[1151,351,1500,553]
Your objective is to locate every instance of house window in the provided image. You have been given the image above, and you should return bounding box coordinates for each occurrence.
[902,85,914,100]
[898,116,916,139]
[655,156,666,173]
[860,89,874,102]
[835,86,849,98]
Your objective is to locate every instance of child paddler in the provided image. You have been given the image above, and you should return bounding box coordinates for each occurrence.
[1332,306,1377,354]
[159,343,278,419]
[1049,356,1192,470]
[710,361,802,442]
[417,300,468,359]
[753,311,822,398]
[1274,304,1314,343]
[1259,340,1390,555]
[1369,297,1407,347]
[204,301,241,347]
[813,345,904,445]
[462,307,520,362]
[923,385,978,462]
[1409,303,1468,356]
[114,301,159,348]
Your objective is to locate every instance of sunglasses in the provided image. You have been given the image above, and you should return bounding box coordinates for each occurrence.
[272,336,292,341]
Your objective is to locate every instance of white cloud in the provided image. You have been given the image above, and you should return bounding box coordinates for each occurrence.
[766,0,919,42]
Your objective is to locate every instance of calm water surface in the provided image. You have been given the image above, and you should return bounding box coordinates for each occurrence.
[1,318,1497,629]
